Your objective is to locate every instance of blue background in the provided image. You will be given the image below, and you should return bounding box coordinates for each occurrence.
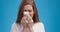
[0,0,60,32]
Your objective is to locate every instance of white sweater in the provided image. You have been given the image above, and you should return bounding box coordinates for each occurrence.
[10,22,45,32]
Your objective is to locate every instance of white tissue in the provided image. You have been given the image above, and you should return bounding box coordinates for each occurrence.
[24,11,29,23]
[24,11,29,15]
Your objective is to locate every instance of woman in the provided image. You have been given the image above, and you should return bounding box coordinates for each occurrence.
[10,0,45,32]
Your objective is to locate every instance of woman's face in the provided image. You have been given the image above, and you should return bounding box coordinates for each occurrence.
[23,5,34,18]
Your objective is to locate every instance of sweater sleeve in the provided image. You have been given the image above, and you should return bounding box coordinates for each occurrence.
[32,22,45,32]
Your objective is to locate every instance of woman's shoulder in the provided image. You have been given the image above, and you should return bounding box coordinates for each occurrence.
[11,22,20,28]
[11,22,23,32]
[32,22,45,32]
[12,22,17,27]
[34,22,44,26]
[32,22,45,30]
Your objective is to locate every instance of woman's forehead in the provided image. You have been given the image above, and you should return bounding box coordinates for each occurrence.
[24,5,33,10]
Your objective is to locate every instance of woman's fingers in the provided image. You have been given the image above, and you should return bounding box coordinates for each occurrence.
[21,16,28,28]
[25,15,34,28]
[27,15,33,23]
[21,15,34,28]
[27,15,32,20]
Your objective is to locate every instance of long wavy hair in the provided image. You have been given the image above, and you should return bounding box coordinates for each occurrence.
[16,0,40,24]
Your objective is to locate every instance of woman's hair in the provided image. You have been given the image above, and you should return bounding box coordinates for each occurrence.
[16,0,40,24]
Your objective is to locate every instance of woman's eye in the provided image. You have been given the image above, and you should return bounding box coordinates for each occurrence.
[29,10,32,12]
[24,10,27,11]
[24,10,32,12]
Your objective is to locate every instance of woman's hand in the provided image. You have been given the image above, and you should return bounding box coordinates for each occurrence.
[27,15,34,28]
[21,15,34,32]
[21,16,28,32]
[27,15,34,32]
[21,15,34,28]
[21,16,28,28]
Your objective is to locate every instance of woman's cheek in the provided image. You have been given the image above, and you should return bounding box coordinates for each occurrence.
[29,14,33,18]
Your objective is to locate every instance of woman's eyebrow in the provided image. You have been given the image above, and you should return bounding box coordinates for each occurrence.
[24,10,27,11]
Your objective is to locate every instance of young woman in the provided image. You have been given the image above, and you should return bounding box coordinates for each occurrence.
[10,0,45,32]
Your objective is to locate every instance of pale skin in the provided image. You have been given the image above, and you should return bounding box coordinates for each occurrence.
[21,5,34,32]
